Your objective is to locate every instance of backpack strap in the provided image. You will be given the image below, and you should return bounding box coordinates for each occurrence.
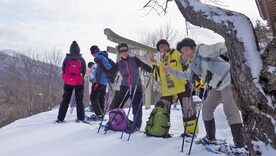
[216,68,230,89]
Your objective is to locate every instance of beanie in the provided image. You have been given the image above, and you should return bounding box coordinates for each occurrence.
[176,38,196,52]
[70,41,80,54]
[117,43,128,52]
[156,39,170,52]
[90,45,100,54]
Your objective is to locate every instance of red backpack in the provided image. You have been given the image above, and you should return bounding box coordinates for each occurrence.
[62,58,83,86]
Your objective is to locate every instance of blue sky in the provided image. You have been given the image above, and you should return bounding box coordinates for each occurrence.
[0,0,262,63]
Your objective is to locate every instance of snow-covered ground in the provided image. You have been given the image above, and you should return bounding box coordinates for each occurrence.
[0,103,274,156]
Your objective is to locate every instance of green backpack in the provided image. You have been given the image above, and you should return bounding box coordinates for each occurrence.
[145,106,170,138]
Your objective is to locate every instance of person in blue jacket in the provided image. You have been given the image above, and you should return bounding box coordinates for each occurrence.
[89,45,112,120]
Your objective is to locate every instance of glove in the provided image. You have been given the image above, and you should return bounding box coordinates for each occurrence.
[94,57,101,63]
[204,70,212,84]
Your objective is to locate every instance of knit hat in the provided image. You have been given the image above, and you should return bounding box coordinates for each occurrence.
[90,45,100,54]
[88,62,94,68]
[176,38,196,51]
[156,39,170,52]
[70,41,80,54]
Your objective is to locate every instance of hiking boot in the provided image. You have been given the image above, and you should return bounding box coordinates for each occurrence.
[204,119,216,140]
[230,123,245,148]
[196,136,226,145]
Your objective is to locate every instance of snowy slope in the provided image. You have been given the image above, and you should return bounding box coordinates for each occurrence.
[0,104,274,156]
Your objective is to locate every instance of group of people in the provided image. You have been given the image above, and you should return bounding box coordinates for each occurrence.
[56,38,245,149]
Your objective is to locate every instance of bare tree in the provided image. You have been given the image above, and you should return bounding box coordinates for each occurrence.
[144,0,276,155]
[0,49,63,128]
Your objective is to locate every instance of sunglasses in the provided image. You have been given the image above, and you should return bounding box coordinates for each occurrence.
[119,49,128,53]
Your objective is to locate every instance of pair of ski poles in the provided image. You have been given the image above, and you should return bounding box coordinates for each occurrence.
[181,71,212,155]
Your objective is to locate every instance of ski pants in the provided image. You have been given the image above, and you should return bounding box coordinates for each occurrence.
[57,83,85,121]
[110,85,143,129]
[90,83,107,116]
[202,84,242,125]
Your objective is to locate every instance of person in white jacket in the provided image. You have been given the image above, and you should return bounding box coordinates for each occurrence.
[164,38,245,148]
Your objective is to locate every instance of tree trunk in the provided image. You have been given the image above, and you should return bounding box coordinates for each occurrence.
[174,0,276,155]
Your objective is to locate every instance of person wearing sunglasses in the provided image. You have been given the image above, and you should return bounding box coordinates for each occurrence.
[95,43,152,132]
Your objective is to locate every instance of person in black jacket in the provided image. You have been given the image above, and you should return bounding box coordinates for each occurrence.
[56,41,86,123]
[95,43,152,131]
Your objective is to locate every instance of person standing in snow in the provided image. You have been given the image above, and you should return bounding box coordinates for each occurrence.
[164,38,245,148]
[56,41,86,122]
[85,62,96,111]
[149,39,198,137]
[95,43,152,132]
[89,45,112,120]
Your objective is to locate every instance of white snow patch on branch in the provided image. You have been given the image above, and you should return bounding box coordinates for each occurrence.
[267,66,276,75]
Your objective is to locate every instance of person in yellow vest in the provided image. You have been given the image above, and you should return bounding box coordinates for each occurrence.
[149,39,199,137]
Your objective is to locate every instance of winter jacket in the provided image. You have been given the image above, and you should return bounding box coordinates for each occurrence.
[97,56,152,87]
[94,51,112,85]
[152,49,187,96]
[168,42,230,90]
[62,53,86,84]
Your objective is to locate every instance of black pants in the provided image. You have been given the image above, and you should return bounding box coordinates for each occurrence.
[90,83,107,115]
[57,83,85,121]
[110,85,143,129]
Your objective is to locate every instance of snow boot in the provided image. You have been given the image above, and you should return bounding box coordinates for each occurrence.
[196,119,217,145]
[204,119,216,140]
[230,123,245,148]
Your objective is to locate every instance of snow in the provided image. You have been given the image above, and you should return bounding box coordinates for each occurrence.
[267,66,276,75]
[0,104,229,156]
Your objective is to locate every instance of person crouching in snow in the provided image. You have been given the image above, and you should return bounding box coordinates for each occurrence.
[164,38,245,148]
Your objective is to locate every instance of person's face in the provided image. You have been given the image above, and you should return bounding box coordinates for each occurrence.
[158,44,169,54]
[91,52,96,57]
[119,47,129,59]
[180,46,194,60]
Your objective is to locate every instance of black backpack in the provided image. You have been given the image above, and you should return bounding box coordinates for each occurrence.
[106,58,117,83]
[98,53,117,83]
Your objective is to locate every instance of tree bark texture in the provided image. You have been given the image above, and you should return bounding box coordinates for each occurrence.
[174,0,276,155]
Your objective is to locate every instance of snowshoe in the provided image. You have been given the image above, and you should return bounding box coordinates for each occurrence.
[196,137,227,145]
[86,114,104,121]
[217,144,249,156]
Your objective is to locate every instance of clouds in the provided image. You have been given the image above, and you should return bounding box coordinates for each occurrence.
[0,0,262,64]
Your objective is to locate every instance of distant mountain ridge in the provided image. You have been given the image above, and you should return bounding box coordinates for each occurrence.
[0,49,63,128]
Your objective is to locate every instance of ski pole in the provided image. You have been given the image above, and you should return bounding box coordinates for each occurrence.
[127,74,152,141]
[120,71,142,139]
[188,70,212,155]
[97,82,117,133]
[181,81,194,152]
[103,88,130,135]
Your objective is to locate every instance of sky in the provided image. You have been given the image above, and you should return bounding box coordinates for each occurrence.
[1,103,274,156]
[0,0,263,64]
